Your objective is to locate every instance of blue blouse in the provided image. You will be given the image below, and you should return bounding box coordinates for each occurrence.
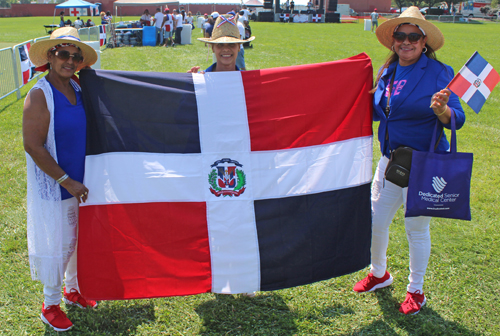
[50,81,87,200]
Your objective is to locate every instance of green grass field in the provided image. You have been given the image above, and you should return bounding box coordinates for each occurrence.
[1,17,500,335]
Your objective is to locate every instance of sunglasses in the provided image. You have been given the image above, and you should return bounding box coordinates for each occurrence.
[393,32,424,43]
[53,50,84,63]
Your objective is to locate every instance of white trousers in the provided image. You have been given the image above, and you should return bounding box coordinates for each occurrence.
[370,156,431,293]
[43,197,79,306]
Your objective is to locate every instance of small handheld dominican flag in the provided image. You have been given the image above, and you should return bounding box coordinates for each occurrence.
[448,51,500,114]
[99,25,107,46]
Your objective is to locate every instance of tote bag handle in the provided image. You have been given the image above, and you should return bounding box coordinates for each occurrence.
[429,109,456,154]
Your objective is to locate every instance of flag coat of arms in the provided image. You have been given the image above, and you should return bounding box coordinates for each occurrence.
[78,53,374,300]
[448,51,500,113]
[19,43,35,85]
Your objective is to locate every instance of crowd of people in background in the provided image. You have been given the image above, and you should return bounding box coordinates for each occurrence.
[283,0,295,11]
[100,11,112,25]
[52,7,255,58]
[59,12,95,28]
[136,6,254,48]
[56,5,256,39]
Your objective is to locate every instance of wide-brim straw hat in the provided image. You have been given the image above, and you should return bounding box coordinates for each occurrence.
[376,6,444,51]
[198,14,255,44]
[29,27,98,71]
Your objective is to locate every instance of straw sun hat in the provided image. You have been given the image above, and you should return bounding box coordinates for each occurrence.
[29,27,98,71]
[198,14,255,44]
[376,6,444,52]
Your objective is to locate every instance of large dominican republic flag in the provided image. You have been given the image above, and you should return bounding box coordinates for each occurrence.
[448,51,500,114]
[78,53,374,300]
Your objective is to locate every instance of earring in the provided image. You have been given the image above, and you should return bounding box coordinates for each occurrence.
[422,47,428,53]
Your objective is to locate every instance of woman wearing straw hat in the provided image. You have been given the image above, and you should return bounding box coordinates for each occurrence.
[352,7,465,315]
[188,14,255,73]
[23,27,98,331]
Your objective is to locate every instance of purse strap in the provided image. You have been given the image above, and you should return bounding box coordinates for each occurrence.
[430,108,456,153]
[384,68,397,153]
[385,67,397,118]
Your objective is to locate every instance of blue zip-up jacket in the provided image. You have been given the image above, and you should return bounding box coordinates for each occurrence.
[373,54,465,158]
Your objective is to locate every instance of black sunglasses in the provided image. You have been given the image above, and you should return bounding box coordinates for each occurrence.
[393,32,424,43]
[53,50,84,63]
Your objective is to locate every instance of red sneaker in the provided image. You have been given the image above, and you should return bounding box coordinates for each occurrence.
[63,287,98,309]
[353,271,393,292]
[40,303,73,332]
[399,290,426,315]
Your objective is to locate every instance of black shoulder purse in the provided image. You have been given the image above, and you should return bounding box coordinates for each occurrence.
[385,146,414,188]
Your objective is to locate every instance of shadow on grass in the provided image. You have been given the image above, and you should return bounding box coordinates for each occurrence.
[195,292,298,335]
[0,98,21,115]
[0,87,30,115]
[348,288,480,335]
[320,303,355,318]
[43,300,156,335]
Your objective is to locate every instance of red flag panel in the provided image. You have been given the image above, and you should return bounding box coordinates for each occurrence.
[78,202,211,300]
[448,73,471,98]
[242,53,373,152]
[483,68,500,92]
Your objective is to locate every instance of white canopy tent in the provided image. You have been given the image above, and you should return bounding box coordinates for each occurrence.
[54,0,99,24]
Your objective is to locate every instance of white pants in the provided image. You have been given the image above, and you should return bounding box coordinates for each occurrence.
[43,197,79,306]
[370,156,431,293]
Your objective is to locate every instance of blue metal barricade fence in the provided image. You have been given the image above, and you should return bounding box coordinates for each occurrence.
[90,26,100,43]
[78,27,91,41]
[34,36,50,43]
[0,47,17,101]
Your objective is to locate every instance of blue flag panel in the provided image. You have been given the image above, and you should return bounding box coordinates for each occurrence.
[80,69,201,155]
[255,184,372,291]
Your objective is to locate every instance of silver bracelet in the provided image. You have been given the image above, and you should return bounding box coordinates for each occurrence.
[56,173,69,184]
